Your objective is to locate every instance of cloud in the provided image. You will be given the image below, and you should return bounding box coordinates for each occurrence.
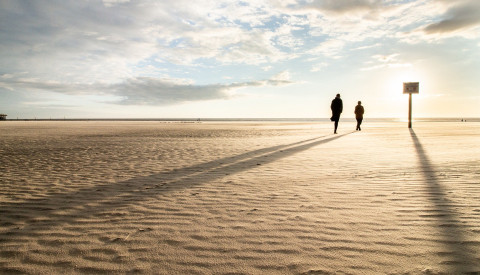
[111,78,233,105]
[307,39,345,58]
[0,0,303,82]
[270,71,291,82]
[0,74,294,106]
[303,0,384,15]
[372,54,399,63]
[310,62,328,72]
[360,53,411,71]
[0,0,443,84]
[109,75,294,105]
[0,76,93,94]
[423,0,480,34]
[0,0,160,82]
[1,0,478,118]
[102,0,131,7]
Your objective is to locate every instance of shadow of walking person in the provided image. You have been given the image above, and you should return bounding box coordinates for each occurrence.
[0,131,354,266]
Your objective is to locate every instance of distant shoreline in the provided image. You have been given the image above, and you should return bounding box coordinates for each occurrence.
[1,117,479,122]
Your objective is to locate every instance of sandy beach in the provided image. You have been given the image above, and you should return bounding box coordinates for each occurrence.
[1,120,479,274]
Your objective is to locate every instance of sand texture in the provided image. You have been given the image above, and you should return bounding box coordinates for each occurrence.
[1,121,479,274]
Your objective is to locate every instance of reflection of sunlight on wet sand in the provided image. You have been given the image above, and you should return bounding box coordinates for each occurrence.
[397,118,423,123]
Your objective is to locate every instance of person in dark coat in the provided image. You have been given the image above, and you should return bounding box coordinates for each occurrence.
[330,93,343,134]
[354,101,364,131]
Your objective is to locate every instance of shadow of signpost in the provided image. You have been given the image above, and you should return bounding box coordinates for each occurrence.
[409,129,478,273]
[0,132,353,249]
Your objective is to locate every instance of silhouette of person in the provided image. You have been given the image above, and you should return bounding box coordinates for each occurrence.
[330,93,343,134]
[354,101,364,131]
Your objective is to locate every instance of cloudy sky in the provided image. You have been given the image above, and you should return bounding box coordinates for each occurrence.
[1,0,479,119]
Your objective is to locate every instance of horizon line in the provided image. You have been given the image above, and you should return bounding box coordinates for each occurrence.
[1,117,478,122]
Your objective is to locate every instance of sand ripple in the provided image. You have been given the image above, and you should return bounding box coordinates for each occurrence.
[1,121,480,274]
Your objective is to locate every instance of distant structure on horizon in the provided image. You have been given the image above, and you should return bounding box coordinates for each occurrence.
[0,114,7,120]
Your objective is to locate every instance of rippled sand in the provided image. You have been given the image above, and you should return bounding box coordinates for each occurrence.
[1,121,479,274]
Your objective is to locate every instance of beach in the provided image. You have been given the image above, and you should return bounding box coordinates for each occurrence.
[1,120,479,274]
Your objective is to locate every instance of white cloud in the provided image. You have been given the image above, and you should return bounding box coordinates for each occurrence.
[262,66,273,71]
[1,0,479,118]
[372,54,399,63]
[307,39,345,58]
[311,62,328,72]
[270,71,291,81]
[360,64,385,71]
[0,0,441,84]
[360,53,412,71]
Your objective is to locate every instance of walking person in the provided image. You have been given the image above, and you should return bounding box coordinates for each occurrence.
[355,101,364,131]
[330,93,343,134]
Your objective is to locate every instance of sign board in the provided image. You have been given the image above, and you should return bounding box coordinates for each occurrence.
[403,82,419,94]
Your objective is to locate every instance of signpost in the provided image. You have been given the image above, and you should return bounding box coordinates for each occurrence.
[403,82,419,128]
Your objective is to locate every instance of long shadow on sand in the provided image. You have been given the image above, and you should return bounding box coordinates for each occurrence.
[0,132,353,251]
[410,129,478,273]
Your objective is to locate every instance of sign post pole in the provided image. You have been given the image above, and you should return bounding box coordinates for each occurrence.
[408,93,412,128]
[403,82,419,129]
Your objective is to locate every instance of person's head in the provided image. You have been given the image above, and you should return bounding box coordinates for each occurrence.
[358,101,361,105]
[336,93,341,98]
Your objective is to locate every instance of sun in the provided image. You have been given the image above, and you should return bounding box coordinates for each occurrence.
[384,68,424,99]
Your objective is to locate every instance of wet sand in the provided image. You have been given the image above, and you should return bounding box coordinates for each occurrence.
[1,121,479,274]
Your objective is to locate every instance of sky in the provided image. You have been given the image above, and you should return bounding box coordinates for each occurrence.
[0,0,479,119]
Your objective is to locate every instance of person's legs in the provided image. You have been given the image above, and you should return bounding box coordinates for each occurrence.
[334,119,339,134]
[356,118,362,130]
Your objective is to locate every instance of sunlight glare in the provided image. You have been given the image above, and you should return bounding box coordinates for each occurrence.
[384,68,424,100]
